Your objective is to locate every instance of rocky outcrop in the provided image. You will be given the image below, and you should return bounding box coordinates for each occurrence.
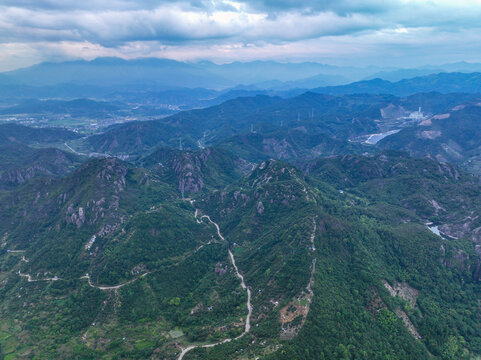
[0,165,54,186]
[144,147,248,196]
[66,205,86,228]
[439,220,481,243]
[439,245,481,282]
[261,138,297,160]
[395,308,422,339]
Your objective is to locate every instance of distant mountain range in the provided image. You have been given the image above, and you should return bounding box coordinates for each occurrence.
[313,72,481,96]
[2,89,481,179]
[3,57,481,95]
[365,61,481,82]
[2,59,481,121]
[0,58,356,90]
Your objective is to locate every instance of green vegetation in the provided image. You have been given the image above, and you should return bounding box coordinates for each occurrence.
[0,144,480,359]
[0,143,83,189]
[0,123,79,147]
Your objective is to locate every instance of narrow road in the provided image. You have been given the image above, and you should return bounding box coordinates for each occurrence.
[15,204,252,359]
[17,257,149,289]
[178,211,253,360]
[197,214,252,334]
[18,271,61,282]
[64,142,84,155]
[309,217,317,251]
[228,249,252,335]
[306,259,316,297]
[80,272,149,290]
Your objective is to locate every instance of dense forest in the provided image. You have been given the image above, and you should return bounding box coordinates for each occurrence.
[0,146,479,359]
[0,79,481,359]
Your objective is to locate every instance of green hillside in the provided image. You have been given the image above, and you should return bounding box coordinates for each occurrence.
[0,143,83,189]
[0,123,80,147]
[0,149,479,359]
[141,147,252,196]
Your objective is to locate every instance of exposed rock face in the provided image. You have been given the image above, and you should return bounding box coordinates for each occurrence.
[0,157,132,261]
[382,280,422,339]
[380,104,407,119]
[215,160,312,221]
[395,308,422,339]
[66,206,86,228]
[61,158,128,228]
[178,166,204,195]
[96,158,127,194]
[378,104,481,175]
[144,147,249,196]
[429,200,445,215]
[439,245,481,282]
[0,166,54,186]
[382,280,419,307]
[439,220,481,243]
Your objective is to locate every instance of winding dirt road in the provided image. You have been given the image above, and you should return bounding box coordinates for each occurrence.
[14,205,253,359]
[178,211,253,360]
[17,260,149,290]
[18,271,61,282]
[80,272,149,290]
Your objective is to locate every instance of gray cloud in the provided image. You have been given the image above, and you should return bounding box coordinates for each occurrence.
[0,0,226,12]
[1,0,481,70]
[2,1,481,45]
[241,0,394,15]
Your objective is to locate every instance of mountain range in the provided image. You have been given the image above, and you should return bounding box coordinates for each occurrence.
[1,59,481,359]
[76,92,479,163]
[0,145,479,359]
[2,58,481,100]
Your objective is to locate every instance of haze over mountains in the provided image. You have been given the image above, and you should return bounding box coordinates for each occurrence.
[3,58,481,98]
[1,56,481,360]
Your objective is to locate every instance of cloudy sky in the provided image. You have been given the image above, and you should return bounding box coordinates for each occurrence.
[1,0,481,71]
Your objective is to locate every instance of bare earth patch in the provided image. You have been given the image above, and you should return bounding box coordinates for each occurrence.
[382,280,421,339]
[382,280,418,307]
[395,308,422,339]
[279,259,316,340]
